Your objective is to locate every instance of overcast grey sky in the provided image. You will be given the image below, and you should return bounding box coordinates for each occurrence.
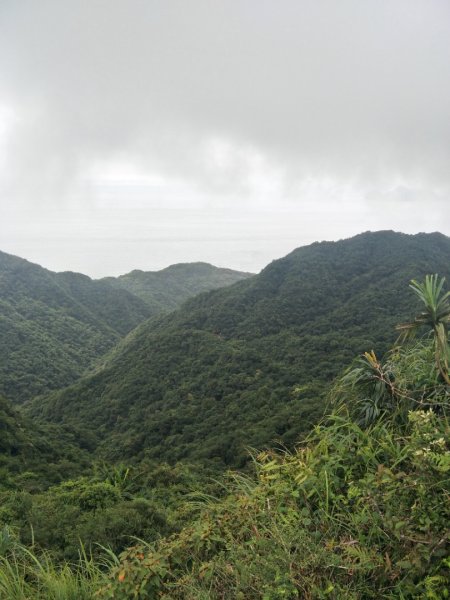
[0,0,449,276]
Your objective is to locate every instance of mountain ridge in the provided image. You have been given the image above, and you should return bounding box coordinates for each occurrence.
[29,230,450,467]
[0,250,251,402]
[100,261,253,313]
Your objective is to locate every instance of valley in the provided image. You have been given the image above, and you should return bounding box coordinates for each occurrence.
[1,231,449,599]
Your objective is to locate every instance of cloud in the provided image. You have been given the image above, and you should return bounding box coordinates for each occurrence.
[0,0,449,274]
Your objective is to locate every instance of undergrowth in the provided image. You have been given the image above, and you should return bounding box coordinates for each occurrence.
[98,400,449,599]
[0,532,110,600]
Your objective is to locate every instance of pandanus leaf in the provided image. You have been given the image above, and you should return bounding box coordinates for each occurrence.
[397,275,450,384]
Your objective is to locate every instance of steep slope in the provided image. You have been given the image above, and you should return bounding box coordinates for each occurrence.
[101,339,450,599]
[30,231,450,467]
[0,250,153,402]
[0,252,253,404]
[0,395,90,491]
[101,262,253,313]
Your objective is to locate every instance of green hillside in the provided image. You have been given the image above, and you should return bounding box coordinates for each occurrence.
[0,253,250,404]
[0,250,153,403]
[2,276,449,599]
[0,394,90,492]
[101,262,253,313]
[30,231,450,467]
[100,336,450,600]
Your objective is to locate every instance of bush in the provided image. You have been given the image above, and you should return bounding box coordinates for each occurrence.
[99,342,450,599]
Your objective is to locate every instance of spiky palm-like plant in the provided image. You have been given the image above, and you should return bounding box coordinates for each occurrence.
[396,274,450,385]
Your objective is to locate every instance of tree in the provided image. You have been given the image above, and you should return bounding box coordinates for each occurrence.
[396,274,450,384]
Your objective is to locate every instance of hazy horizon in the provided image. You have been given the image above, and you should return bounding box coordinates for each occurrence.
[2,228,448,280]
[1,1,449,276]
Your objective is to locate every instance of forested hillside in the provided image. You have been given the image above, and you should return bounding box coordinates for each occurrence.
[0,252,250,403]
[0,395,90,491]
[99,334,450,599]
[102,262,253,313]
[30,231,450,467]
[1,271,449,599]
[0,251,152,402]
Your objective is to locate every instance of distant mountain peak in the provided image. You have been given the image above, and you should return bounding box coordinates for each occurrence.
[101,262,253,312]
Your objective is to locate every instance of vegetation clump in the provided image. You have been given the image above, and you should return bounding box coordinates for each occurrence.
[100,378,449,598]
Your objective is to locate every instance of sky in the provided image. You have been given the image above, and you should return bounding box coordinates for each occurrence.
[0,0,449,277]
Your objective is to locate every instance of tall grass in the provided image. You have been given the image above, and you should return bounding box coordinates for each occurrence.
[0,535,110,600]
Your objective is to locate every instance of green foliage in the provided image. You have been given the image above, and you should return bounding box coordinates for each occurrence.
[397,274,450,384]
[0,395,90,493]
[1,262,450,598]
[337,350,397,425]
[31,231,450,467]
[0,252,249,404]
[96,290,450,598]
[0,459,216,562]
[336,274,450,426]
[102,262,253,313]
[0,250,152,403]
[99,343,450,599]
[0,534,109,600]
[334,343,450,426]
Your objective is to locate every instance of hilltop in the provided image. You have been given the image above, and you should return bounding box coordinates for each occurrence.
[101,262,253,314]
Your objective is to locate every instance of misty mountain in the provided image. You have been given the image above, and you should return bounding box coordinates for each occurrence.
[101,262,253,314]
[30,231,450,467]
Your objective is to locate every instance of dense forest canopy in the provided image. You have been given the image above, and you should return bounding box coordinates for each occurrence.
[0,251,250,403]
[27,231,450,468]
[0,259,448,598]
[101,262,253,313]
